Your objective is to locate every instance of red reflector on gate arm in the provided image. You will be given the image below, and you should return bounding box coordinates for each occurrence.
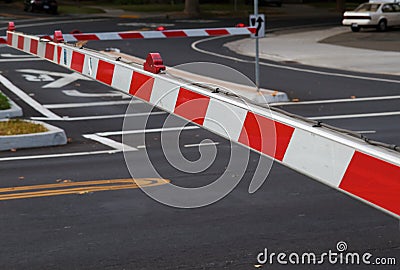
[53,30,64,43]
[236,23,246,28]
[8,22,15,32]
[156,26,166,31]
[143,53,166,74]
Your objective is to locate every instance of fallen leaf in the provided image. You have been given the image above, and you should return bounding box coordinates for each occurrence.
[63,180,72,183]
[10,148,17,152]
[292,98,299,102]
[351,95,356,99]
[19,176,25,180]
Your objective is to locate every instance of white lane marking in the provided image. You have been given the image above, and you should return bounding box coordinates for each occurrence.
[97,126,199,137]
[191,36,400,84]
[62,89,130,99]
[0,74,62,119]
[0,53,34,58]
[0,150,122,162]
[0,58,42,62]
[31,111,166,121]
[309,111,400,120]
[17,69,91,88]
[184,142,219,148]
[271,95,400,106]
[83,134,138,151]
[0,19,107,31]
[44,100,139,109]
[355,130,376,134]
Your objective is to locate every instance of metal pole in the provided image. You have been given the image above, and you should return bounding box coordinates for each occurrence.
[254,0,260,91]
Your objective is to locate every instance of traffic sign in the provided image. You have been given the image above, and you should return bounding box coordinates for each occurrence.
[249,14,265,38]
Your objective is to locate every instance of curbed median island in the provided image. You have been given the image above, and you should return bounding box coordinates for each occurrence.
[0,92,22,118]
[0,92,67,151]
[0,119,67,151]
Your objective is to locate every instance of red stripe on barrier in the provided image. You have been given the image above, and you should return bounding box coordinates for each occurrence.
[339,151,400,216]
[0,38,6,44]
[17,36,24,50]
[174,88,210,125]
[6,33,12,45]
[71,51,85,73]
[118,32,144,39]
[162,31,187,38]
[129,72,154,101]
[205,29,230,36]
[238,112,294,160]
[45,43,55,61]
[96,60,115,85]
[73,34,100,41]
[30,39,38,54]
[57,46,62,64]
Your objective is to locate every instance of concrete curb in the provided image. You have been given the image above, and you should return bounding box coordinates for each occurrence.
[0,98,23,119]
[0,120,67,151]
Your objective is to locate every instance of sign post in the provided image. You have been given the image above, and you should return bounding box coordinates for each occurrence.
[249,0,265,91]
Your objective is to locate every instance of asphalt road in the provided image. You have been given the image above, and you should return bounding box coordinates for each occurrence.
[0,16,399,270]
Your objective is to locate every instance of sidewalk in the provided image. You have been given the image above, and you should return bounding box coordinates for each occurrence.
[225,27,400,76]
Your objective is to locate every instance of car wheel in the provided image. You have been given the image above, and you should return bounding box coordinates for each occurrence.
[377,20,387,32]
[351,26,360,32]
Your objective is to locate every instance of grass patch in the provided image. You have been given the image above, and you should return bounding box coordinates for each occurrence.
[0,92,11,110]
[0,119,48,136]
[58,5,106,14]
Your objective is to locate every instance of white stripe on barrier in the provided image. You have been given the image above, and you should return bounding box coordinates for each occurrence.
[96,32,122,41]
[150,78,180,112]
[112,65,133,92]
[283,129,355,188]
[204,99,248,141]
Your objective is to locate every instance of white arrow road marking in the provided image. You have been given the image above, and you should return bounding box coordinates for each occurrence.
[62,89,131,99]
[16,69,91,88]
[22,74,54,82]
[83,134,138,151]
[0,74,62,119]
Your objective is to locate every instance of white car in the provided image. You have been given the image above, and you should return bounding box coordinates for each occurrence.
[342,1,400,32]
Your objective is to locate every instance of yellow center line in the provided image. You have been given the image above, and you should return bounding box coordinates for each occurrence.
[0,178,170,201]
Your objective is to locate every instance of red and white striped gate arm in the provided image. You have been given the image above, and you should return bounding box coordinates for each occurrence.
[0,26,256,44]
[6,29,400,219]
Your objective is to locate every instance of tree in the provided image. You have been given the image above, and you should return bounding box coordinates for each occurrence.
[184,0,200,17]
